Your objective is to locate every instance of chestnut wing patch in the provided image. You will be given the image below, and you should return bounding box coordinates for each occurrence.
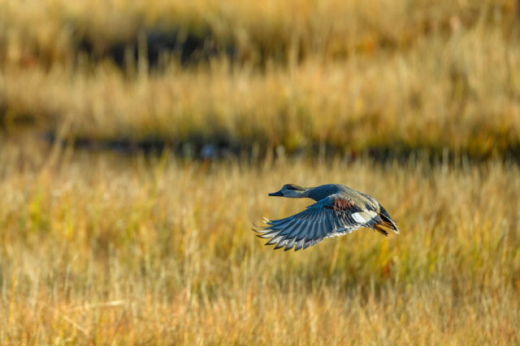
[324,198,363,213]
[323,196,374,227]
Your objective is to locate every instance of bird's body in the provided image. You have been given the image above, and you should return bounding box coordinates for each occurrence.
[255,184,399,251]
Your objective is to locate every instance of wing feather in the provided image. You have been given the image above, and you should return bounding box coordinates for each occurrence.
[294,238,306,252]
[297,212,318,241]
[257,195,376,251]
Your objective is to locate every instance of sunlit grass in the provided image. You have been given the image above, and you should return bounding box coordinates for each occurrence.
[1,1,519,158]
[0,140,518,344]
[1,0,510,66]
[1,1,520,343]
[2,24,520,157]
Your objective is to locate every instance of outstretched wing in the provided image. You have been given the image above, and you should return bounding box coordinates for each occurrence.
[255,195,378,251]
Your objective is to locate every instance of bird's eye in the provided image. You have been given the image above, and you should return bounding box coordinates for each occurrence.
[285,185,295,190]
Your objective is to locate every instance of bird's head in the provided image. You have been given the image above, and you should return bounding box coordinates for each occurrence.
[269,184,309,198]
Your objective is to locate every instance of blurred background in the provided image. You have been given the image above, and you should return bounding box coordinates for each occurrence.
[0,0,519,344]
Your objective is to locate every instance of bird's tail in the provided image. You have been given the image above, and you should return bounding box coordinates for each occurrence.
[373,204,399,236]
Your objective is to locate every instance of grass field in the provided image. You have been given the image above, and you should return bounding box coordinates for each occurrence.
[1,0,520,158]
[0,138,519,344]
[1,0,520,344]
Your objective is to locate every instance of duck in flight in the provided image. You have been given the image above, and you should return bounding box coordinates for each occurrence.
[254,184,399,251]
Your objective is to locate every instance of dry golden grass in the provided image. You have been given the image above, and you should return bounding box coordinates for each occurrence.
[1,0,520,158]
[1,0,510,65]
[2,25,520,157]
[1,1,520,344]
[0,137,519,344]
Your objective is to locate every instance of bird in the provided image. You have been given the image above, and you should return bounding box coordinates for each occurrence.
[254,184,399,251]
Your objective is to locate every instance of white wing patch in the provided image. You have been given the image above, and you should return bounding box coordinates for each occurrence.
[352,212,367,223]
[352,210,378,224]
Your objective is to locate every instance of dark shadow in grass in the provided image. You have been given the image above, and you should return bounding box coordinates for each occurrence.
[77,28,237,69]
[0,105,39,130]
[42,131,248,160]
[40,131,520,165]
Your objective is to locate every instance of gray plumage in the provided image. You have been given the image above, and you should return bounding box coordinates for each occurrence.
[254,183,399,251]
